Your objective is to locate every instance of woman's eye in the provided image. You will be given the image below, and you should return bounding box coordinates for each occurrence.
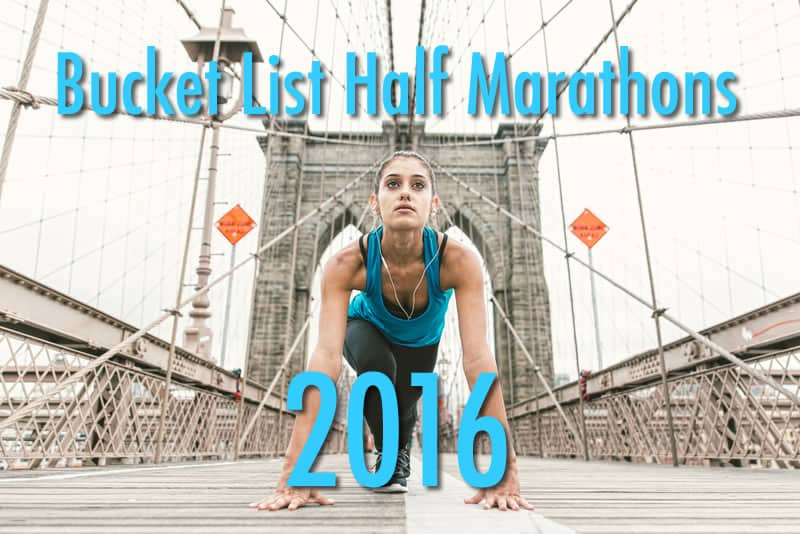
[387,181,398,188]
[414,182,425,189]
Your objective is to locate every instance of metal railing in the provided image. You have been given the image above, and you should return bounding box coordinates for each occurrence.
[0,327,345,469]
[509,346,800,467]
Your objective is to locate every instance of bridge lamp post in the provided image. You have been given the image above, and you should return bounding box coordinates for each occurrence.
[179,9,262,361]
[153,7,261,465]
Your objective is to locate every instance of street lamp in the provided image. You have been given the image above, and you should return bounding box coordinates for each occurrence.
[179,8,262,360]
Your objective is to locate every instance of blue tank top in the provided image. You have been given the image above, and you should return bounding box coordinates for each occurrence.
[347,226,453,347]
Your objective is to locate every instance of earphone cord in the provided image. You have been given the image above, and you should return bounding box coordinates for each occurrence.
[379,240,439,320]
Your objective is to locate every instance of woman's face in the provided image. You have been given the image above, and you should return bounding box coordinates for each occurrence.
[371,157,439,230]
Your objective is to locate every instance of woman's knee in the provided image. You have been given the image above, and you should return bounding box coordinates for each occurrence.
[343,319,397,381]
[358,350,397,381]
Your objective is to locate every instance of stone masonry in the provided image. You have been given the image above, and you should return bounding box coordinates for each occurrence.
[247,119,553,405]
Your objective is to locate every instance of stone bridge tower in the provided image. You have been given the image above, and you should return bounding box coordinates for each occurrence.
[248,120,552,405]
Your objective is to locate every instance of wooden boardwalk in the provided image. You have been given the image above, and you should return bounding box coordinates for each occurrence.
[1,454,799,533]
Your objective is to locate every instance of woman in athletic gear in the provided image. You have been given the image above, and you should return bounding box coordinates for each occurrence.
[250,151,533,511]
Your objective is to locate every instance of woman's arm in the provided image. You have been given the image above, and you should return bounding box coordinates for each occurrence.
[250,249,357,511]
[446,242,534,511]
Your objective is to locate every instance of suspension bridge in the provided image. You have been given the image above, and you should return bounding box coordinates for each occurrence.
[1,0,799,532]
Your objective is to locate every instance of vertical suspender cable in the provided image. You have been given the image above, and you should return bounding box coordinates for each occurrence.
[154,0,228,464]
[234,252,260,458]
[407,0,426,145]
[606,0,679,467]
[536,0,590,461]
[281,0,321,426]
[385,0,399,145]
[154,126,209,464]
[501,0,541,454]
[272,0,291,455]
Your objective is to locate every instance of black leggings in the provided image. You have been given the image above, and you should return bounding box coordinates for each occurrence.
[343,318,439,451]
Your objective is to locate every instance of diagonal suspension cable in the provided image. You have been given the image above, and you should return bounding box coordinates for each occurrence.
[508,0,576,59]
[431,159,800,409]
[424,0,500,132]
[490,296,583,444]
[238,298,321,450]
[175,0,202,31]
[426,0,577,133]
[422,108,800,148]
[261,0,382,122]
[0,156,386,432]
[429,150,568,435]
[520,0,642,136]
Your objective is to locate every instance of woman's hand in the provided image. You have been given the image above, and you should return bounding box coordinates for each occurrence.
[249,461,335,511]
[463,461,534,511]
[249,486,335,511]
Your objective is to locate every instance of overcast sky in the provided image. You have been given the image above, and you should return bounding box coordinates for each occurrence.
[0,0,797,386]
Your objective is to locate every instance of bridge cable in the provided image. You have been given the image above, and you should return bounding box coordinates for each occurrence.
[260,0,381,122]
[520,0,641,137]
[476,0,520,414]
[302,0,337,326]
[406,0,426,143]
[534,0,591,461]
[233,252,262,459]
[424,0,499,132]
[422,108,800,148]
[151,124,208,463]
[0,0,49,208]
[423,0,639,134]
[501,0,551,440]
[239,299,322,451]
[385,0,400,143]
[0,158,384,432]
[175,0,202,28]
[431,160,800,409]
[0,88,383,147]
[300,2,345,379]
[490,295,583,445]
[155,0,232,463]
[425,0,576,133]
[499,0,543,456]
[279,0,323,443]
[605,0,680,467]
[250,0,293,453]
[508,0,576,59]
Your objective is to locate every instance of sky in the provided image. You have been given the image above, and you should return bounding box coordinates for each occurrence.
[0,0,798,392]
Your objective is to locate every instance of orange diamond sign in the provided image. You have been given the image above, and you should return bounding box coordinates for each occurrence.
[569,208,608,249]
[216,204,256,246]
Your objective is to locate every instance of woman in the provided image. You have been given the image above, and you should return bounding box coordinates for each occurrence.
[250,151,533,512]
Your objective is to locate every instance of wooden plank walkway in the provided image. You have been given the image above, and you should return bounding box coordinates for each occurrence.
[506,456,800,533]
[1,454,798,533]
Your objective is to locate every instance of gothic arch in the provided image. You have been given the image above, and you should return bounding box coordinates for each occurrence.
[248,120,552,405]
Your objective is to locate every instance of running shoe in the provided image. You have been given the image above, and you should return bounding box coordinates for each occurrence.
[371,441,411,493]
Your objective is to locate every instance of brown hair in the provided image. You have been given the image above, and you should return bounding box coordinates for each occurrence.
[374,151,437,195]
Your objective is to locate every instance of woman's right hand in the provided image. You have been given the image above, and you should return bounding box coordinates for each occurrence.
[249,486,335,511]
[249,460,335,511]
[247,251,353,512]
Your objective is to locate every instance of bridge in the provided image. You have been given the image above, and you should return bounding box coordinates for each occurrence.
[1,0,799,532]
